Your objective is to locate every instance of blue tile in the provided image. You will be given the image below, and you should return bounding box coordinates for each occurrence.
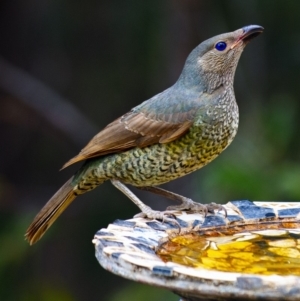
[201,215,226,227]
[231,200,275,219]
[192,220,203,227]
[146,221,166,230]
[278,208,300,217]
[265,212,276,218]
[148,238,160,244]
[99,239,124,248]
[226,215,243,222]
[133,227,150,233]
[174,217,189,228]
[163,219,181,229]
[146,221,178,230]
[152,266,173,277]
[241,206,275,219]
[112,219,136,228]
[236,276,263,290]
[111,252,122,259]
[230,200,254,208]
[125,236,149,244]
[95,230,114,236]
[132,243,155,254]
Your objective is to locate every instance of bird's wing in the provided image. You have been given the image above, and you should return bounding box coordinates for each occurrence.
[62,88,202,168]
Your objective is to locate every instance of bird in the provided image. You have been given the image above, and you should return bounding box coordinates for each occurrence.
[25,25,263,245]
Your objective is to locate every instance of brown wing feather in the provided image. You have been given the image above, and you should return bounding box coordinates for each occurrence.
[159,121,192,143]
[62,110,194,169]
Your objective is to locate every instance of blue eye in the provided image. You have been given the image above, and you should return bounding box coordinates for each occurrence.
[215,41,227,51]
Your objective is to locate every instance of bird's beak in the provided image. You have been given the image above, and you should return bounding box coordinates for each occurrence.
[231,25,264,49]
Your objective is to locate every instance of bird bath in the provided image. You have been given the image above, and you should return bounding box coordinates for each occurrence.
[93,200,300,300]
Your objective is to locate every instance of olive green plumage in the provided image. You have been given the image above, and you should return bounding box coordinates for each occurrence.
[75,99,237,189]
[26,25,263,245]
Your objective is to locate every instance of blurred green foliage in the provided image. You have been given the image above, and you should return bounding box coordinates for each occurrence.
[1,0,300,300]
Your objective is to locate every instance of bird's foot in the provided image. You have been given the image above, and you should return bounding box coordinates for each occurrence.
[134,206,180,229]
[167,198,227,217]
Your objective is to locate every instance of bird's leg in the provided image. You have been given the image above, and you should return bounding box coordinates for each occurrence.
[137,186,227,216]
[110,180,180,226]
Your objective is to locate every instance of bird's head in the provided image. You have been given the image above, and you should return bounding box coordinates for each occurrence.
[177,25,264,93]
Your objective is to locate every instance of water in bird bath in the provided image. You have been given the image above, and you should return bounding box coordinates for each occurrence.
[157,228,300,276]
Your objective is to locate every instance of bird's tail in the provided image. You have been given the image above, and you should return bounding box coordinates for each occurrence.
[25,177,76,245]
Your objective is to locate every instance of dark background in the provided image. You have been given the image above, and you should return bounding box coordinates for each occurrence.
[1,1,300,300]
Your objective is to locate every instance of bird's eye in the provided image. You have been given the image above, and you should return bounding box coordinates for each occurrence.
[215,41,227,51]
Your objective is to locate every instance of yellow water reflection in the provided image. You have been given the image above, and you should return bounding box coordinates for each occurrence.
[157,230,300,275]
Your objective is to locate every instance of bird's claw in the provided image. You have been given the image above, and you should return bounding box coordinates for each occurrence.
[134,207,181,230]
[167,198,226,217]
[206,202,227,217]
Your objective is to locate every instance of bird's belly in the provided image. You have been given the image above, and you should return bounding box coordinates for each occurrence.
[98,122,237,187]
